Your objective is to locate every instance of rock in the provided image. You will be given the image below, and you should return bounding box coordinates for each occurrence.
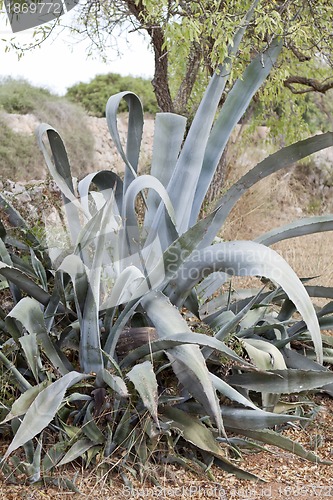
[2,113,40,135]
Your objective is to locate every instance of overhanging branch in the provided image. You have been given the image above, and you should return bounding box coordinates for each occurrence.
[284,76,333,94]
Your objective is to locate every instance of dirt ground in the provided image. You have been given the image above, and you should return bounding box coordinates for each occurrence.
[0,394,333,499]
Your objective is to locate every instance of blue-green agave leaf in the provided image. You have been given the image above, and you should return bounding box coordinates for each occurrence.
[105,91,143,193]
[141,291,224,433]
[4,372,90,459]
[127,360,159,423]
[161,405,260,481]
[168,241,322,363]
[227,369,333,394]
[202,132,333,248]
[226,427,331,465]
[191,36,283,224]
[57,438,95,467]
[144,113,187,229]
[255,215,333,246]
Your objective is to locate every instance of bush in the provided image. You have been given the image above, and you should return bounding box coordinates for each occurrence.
[0,78,51,115]
[66,73,158,116]
[0,118,44,180]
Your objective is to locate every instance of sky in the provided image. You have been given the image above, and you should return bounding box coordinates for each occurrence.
[0,5,155,95]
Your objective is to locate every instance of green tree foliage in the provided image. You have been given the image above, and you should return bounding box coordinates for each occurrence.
[66,73,158,116]
[65,0,333,137]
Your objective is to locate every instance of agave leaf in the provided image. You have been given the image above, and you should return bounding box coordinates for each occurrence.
[167,345,225,435]
[8,296,46,336]
[161,1,260,235]
[57,438,95,467]
[0,237,13,266]
[140,209,219,300]
[227,427,331,465]
[162,406,260,481]
[141,291,240,432]
[242,339,287,371]
[19,334,42,382]
[196,271,229,303]
[120,331,250,368]
[1,380,49,424]
[103,297,140,358]
[220,406,306,430]
[36,124,83,243]
[284,343,333,395]
[255,215,333,246]
[202,290,264,360]
[82,404,105,444]
[178,400,306,430]
[0,350,32,392]
[121,175,177,277]
[111,404,132,449]
[79,197,120,372]
[57,254,88,320]
[124,174,176,229]
[7,297,71,375]
[144,113,187,229]
[127,361,158,423]
[191,36,283,224]
[241,339,287,411]
[42,441,67,471]
[273,400,317,414]
[100,368,129,398]
[16,438,42,483]
[217,436,271,453]
[105,91,143,192]
[4,372,89,459]
[201,132,333,249]
[227,369,333,394]
[78,170,124,218]
[0,262,51,307]
[59,202,111,373]
[29,248,48,291]
[102,266,144,308]
[210,373,259,410]
[169,241,322,363]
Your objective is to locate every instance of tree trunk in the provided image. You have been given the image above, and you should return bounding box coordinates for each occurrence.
[205,147,229,209]
[149,27,174,112]
[126,0,174,113]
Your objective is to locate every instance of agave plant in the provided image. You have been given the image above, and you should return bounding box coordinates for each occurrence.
[1,1,333,487]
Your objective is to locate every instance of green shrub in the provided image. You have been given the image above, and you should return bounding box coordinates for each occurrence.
[0,78,51,115]
[66,73,158,116]
[0,118,44,179]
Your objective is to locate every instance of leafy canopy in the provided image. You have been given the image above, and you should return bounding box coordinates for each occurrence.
[2,0,333,139]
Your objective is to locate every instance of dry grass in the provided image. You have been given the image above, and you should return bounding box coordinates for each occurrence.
[222,132,333,302]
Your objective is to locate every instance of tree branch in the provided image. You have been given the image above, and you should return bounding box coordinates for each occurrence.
[284,75,333,94]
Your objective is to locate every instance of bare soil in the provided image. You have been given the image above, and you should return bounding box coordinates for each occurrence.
[1,395,333,499]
